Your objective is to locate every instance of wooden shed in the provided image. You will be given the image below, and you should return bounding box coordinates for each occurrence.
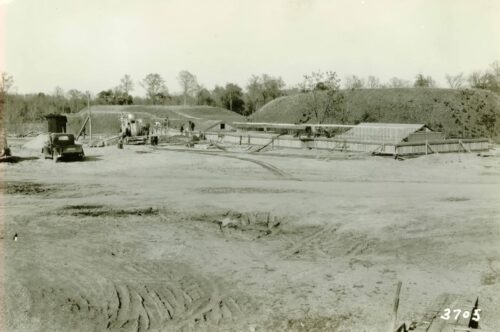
[45,114,67,133]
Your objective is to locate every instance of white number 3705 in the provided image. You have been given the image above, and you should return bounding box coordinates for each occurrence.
[440,308,481,322]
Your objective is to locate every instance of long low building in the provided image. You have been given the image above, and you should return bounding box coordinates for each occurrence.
[204,122,491,156]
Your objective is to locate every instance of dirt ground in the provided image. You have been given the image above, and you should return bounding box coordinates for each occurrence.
[1,141,500,331]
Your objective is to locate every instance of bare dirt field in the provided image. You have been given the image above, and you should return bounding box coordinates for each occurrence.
[1,142,500,331]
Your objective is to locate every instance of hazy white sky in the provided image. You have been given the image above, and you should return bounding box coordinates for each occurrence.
[1,0,499,95]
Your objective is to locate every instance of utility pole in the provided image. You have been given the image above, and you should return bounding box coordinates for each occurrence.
[229,90,233,112]
[87,92,92,144]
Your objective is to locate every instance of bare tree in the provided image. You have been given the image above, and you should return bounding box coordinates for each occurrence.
[468,65,499,93]
[0,72,14,94]
[177,70,198,106]
[0,72,14,126]
[245,74,285,114]
[66,89,84,100]
[468,71,487,89]
[196,86,215,106]
[344,75,365,89]
[387,77,410,88]
[366,76,381,88]
[414,74,436,88]
[53,86,65,98]
[488,60,500,93]
[66,89,85,112]
[301,70,345,124]
[119,74,134,94]
[445,73,465,89]
[490,60,500,79]
[141,73,168,105]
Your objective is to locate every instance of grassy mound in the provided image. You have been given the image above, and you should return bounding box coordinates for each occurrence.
[66,105,245,135]
[251,88,500,140]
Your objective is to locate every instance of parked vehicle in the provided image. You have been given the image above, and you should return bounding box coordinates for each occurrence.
[42,133,84,162]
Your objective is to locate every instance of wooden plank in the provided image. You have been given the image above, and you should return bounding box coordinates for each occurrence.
[427,142,437,154]
[75,115,90,140]
[389,281,402,332]
[233,122,422,130]
[458,140,471,153]
[209,140,227,151]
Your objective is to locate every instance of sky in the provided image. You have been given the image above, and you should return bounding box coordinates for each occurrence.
[1,0,499,95]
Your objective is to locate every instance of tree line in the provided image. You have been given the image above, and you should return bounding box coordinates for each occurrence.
[86,60,500,113]
[130,71,286,116]
[1,60,499,126]
[343,61,499,92]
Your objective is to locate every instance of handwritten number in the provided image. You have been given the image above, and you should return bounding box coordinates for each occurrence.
[440,308,451,320]
[440,308,480,322]
[472,309,481,322]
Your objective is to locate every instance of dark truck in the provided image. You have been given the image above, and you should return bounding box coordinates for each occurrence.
[42,133,85,162]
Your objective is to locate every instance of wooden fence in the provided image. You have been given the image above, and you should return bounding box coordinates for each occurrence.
[204,132,491,156]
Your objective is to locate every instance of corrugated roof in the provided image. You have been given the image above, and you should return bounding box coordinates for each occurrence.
[337,123,426,144]
[357,122,425,128]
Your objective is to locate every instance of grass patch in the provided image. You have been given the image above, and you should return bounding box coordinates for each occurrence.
[441,197,470,202]
[66,105,245,135]
[61,205,158,217]
[198,187,307,194]
[1,182,55,195]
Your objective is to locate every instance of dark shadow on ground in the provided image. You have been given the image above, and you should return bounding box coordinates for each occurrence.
[0,156,40,163]
[80,155,102,162]
[52,155,103,162]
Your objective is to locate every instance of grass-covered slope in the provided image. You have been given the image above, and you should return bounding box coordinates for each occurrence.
[66,105,245,135]
[251,88,500,139]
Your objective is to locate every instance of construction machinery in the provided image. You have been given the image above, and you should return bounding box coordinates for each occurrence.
[120,113,149,145]
[119,113,162,145]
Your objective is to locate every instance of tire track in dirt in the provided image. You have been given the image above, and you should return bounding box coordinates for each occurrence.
[282,224,339,260]
[157,147,298,180]
[281,225,381,261]
[106,271,247,331]
[8,205,265,331]
[168,278,220,330]
[219,154,293,179]
[11,251,252,331]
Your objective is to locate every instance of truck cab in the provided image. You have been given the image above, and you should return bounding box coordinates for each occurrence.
[42,133,85,162]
